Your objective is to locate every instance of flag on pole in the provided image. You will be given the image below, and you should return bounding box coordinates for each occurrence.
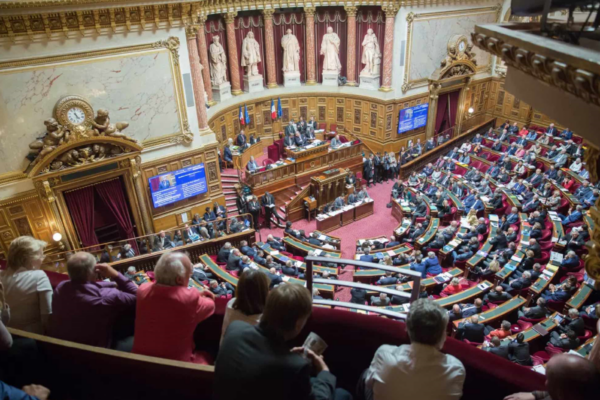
[271,99,276,120]
[277,97,283,119]
[244,104,250,126]
[239,106,245,126]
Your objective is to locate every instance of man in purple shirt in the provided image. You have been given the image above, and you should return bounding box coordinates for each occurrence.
[49,252,137,348]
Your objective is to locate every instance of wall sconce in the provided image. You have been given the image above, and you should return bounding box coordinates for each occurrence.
[468,107,474,114]
[53,232,65,251]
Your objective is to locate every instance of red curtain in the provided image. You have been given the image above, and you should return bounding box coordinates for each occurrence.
[356,7,385,85]
[435,93,450,135]
[204,17,230,83]
[95,178,138,252]
[449,89,461,128]
[315,7,347,83]
[64,186,99,248]
[234,13,266,89]
[273,12,306,84]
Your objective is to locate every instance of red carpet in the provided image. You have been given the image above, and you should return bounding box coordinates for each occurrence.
[257,178,399,301]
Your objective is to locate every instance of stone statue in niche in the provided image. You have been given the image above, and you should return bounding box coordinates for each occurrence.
[209,35,228,85]
[241,31,262,76]
[281,29,300,73]
[320,26,342,73]
[27,118,70,165]
[360,29,381,77]
[91,109,137,142]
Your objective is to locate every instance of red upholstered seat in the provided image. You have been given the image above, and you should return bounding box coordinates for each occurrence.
[546,299,567,313]
[540,230,552,242]
[262,158,274,166]
[44,270,70,289]
[533,251,550,265]
[463,339,483,346]
[539,241,554,252]
[267,145,279,161]
[318,123,326,131]
[330,124,337,133]
[442,207,457,224]
[519,316,544,324]
[545,343,566,356]
[578,330,593,342]
[209,255,218,262]
[532,351,551,364]
[281,251,294,258]
[339,135,349,143]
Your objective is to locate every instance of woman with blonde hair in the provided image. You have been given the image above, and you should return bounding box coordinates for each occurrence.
[380,255,393,266]
[220,268,270,344]
[0,236,52,333]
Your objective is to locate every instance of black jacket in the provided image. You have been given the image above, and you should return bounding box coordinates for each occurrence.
[215,321,338,400]
[486,345,509,359]
[524,305,548,319]
[350,288,367,304]
[457,322,485,343]
[508,341,532,366]
[561,317,585,337]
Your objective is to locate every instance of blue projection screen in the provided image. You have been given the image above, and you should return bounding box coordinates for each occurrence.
[398,103,429,134]
[148,164,208,208]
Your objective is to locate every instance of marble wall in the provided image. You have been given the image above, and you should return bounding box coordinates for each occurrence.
[0,49,182,175]
[408,10,497,83]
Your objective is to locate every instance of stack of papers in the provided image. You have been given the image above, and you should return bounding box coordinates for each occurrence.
[318,235,327,241]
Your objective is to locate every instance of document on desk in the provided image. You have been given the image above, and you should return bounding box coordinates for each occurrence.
[318,235,328,241]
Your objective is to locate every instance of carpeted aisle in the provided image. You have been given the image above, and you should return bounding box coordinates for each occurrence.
[257,177,399,301]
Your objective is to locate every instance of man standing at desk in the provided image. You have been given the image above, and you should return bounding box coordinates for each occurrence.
[308,116,318,131]
[294,132,305,147]
[247,195,261,229]
[331,135,342,148]
[247,156,259,173]
[333,195,345,210]
[236,130,248,148]
[261,191,283,229]
[297,116,307,134]
[285,120,296,136]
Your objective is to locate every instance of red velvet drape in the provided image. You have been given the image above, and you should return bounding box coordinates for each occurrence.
[448,89,461,128]
[204,17,230,83]
[234,13,266,89]
[64,186,99,248]
[355,7,385,85]
[435,93,450,134]
[94,179,138,252]
[315,7,347,83]
[273,12,306,84]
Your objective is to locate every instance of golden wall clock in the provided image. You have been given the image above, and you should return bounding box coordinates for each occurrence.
[53,95,94,131]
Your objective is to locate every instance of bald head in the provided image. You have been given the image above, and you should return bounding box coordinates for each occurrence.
[546,354,600,400]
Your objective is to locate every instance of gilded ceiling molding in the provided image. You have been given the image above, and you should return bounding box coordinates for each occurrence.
[471,26,600,108]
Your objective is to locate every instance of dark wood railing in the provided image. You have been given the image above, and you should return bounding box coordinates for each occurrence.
[399,117,496,180]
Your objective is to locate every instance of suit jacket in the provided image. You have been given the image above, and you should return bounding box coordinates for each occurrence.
[485,291,512,303]
[457,322,485,343]
[508,341,532,365]
[226,253,242,271]
[224,146,233,162]
[486,345,509,359]
[562,317,585,337]
[217,247,231,263]
[524,305,547,319]
[215,321,338,400]
[330,138,341,147]
[266,272,284,288]
[550,335,580,350]
[350,288,367,304]
[510,277,532,290]
[236,134,247,147]
[283,136,294,147]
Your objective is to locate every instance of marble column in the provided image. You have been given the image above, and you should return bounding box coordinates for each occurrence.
[224,11,243,95]
[304,6,317,86]
[262,9,278,89]
[186,24,209,129]
[345,6,358,86]
[380,6,397,92]
[196,14,215,106]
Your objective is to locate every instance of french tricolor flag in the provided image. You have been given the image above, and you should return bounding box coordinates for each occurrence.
[239,106,245,126]
[271,99,276,120]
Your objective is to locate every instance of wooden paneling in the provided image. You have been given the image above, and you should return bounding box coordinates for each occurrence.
[0,191,60,260]
[208,92,429,155]
[140,143,224,232]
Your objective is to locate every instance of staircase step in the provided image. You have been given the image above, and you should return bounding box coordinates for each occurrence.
[223,189,236,194]
[279,206,287,214]
[221,173,239,178]
[226,201,236,207]
[225,195,237,201]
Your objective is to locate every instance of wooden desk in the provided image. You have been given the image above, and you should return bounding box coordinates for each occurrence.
[435,280,493,308]
[355,200,374,220]
[574,335,597,358]
[452,296,526,333]
[552,181,580,207]
[341,207,355,226]
[391,198,412,223]
[466,219,499,270]
[440,226,468,264]
[416,218,440,250]
[286,142,330,162]
[566,284,593,311]
[314,231,342,250]
[394,218,412,240]
[282,237,342,258]
[490,313,560,347]
[200,254,238,286]
[316,213,341,233]
[232,141,264,170]
[528,264,559,305]
[495,250,525,284]
[392,268,464,293]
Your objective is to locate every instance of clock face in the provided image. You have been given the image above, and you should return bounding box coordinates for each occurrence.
[67,107,86,125]
[458,41,466,53]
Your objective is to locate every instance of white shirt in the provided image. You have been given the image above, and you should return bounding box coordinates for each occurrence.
[365,343,465,400]
[1,267,52,334]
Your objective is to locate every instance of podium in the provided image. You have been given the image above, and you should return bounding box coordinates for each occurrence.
[311,168,350,209]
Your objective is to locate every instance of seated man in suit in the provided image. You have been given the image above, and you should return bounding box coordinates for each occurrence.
[508,333,532,366]
[460,299,483,318]
[357,186,371,202]
[294,132,305,147]
[330,135,342,148]
[153,230,173,251]
[484,286,512,303]
[362,299,466,400]
[448,304,463,322]
[557,308,586,337]
[563,228,585,252]
[371,293,391,307]
[332,195,345,211]
[549,329,580,350]
[501,271,532,292]
[475,218,488,235]
[247,156,259,173]
[307,232,323,247]
[561,251,580,270]
[350,287,367,305]
[239,240,257,258]
[359,248,375,264]
[456,315,485,343]
[551,149,569,168]
[559,205,583,225]
[519,297,548,319]
[543,276,578,302]
[226,249,243,272]
[386,235,400,248]
[404,223,424,244]
[217,242,233,263]
[209,280,234,297]
[215,284,351,400]
[223,144,233,165]
[377,271,399,286]
[484,336,509,359]
[283,133,294,148]
[253,249,267,266]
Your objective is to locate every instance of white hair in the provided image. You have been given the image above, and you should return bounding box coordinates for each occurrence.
[154,252,189,286]
[127,266,137,274]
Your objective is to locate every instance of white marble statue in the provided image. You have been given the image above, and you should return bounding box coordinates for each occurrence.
[360,28,381,77]
[209,35,228,85]
[320,26,342,73]
[281,29,300,73]
[241,31,262,76]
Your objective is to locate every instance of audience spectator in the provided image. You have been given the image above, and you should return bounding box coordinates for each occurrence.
[484,336,509,360]
[50,252,137,348]
[215,283,351,400]
[133,252,215,364]
[0,237,52,334]
[508,333,532,366]
[362,299,465,400]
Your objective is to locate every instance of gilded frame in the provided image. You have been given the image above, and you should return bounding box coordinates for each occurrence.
[402,6,501,93]
[0,37,193,158]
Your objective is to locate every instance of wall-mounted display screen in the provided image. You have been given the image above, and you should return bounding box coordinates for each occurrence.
[148,164,207,208]
[398,103,429,134]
